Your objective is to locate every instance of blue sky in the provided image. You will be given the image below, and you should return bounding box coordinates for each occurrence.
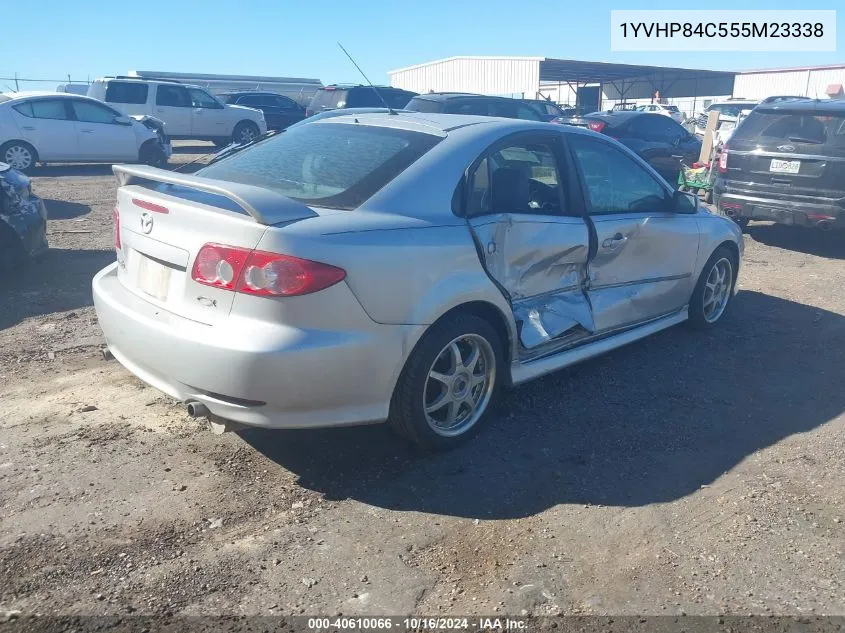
[0,0,841,89]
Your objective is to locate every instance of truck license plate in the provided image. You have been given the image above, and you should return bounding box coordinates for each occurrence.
[770,159,800,174]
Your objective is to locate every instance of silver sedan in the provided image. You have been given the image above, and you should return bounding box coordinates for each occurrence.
[93,113,743,449]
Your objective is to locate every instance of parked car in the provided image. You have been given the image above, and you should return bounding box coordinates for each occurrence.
[88,77,267,146]
[404,93,545,121]
[694,99,759,136]
[305,85,417,117]
[0,162,47,269]
[580,111,702,183]
[610,103,639,112]
[636,103,684,123]
[522,99,576,122]
[93,112,742,450]
[714,98,845,230]
[0,92,171,172]
[219,91,305,131]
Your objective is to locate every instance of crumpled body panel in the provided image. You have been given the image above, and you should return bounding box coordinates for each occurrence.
[468,213,594,351]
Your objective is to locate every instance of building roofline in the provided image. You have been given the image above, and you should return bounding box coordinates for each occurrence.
[739,63,845,75]
[388,56,545,75]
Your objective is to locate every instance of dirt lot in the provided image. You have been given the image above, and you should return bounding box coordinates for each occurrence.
[1,143,844,618]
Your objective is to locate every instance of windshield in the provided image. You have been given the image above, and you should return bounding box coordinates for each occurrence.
[197,122,441,210]
[308,89,348,111]
[405,97,444,113]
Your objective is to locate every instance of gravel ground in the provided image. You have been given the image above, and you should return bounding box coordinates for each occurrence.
[1,143,844,619]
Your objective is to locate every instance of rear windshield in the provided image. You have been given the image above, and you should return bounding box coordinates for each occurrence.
[405,97,445,113]
[197,122,441,210]
[308,89,349,112]
[731,109,845,155]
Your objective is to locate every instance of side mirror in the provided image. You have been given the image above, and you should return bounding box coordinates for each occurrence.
[672,188,698,213]
[113,115,132,126]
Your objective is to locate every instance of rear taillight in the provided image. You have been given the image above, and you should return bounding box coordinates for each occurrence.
[191,244,346,297]
[132,198,169,214]
[113,206,121,251]
[718,145,729,173]
[587,121,606,133]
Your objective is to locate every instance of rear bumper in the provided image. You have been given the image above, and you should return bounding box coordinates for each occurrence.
[92,262,423,429]
[714,185,845,228]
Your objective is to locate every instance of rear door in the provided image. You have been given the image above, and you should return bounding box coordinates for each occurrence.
[623,114,690,181]
[69,99,138,161]
[9,98,78,160]
[464,132,594,357]
[724,107,845,201]
[154,84,193,136]
[269,95,304,129]
[567,133,699,332]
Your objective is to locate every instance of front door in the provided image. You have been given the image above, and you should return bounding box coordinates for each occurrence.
[69,99,138,161]
[186,87,228,138]
[567,133,700,332]
[154,84,193,136]
[464,133,594,358]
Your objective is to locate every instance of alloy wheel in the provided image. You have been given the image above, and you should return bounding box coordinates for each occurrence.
[703,257,733,323]
[423,334,496,437]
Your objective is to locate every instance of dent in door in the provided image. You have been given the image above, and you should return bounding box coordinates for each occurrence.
[470,215,594,350]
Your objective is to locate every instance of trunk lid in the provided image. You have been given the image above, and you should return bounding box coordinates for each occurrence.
[724,106,845,201]
[112,165,317,324]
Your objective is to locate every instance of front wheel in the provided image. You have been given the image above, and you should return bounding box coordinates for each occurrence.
[688,246,737,329]
[1,141,37,173]
[389,313,503,450]
[139,141,167,168]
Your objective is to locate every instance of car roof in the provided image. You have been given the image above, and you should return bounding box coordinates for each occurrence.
[757,98,845,115]
[409,92,515,103]
[221,91,284,96]
[321,84,402,90]
[0,91,102,103]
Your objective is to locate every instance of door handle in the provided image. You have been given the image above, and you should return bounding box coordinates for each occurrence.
[22,126,35,131]
[81,129,94,134]
[671,154,685,159]
[602,233,628,249]
[156,108,165,113]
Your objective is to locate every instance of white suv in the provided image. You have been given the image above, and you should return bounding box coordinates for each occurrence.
[88,78,267,145]
[636,103,684,123]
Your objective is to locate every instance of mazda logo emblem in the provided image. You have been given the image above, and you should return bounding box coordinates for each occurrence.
[777,144,796,152]
[140,212,153,234]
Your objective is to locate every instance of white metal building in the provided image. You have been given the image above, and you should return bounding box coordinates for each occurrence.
[388,56,735,119]
[733,64,845,100]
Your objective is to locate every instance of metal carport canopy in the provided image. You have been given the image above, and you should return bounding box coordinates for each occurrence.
[539,58,735,85]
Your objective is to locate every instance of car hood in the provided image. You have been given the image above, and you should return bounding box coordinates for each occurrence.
[226,104,263,118]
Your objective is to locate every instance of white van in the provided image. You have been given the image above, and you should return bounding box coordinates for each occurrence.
[88,77,266,145]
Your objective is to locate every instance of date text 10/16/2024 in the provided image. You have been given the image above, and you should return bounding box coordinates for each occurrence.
[307,617,528,631]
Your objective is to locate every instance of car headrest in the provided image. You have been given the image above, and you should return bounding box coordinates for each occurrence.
[491,168,529,214]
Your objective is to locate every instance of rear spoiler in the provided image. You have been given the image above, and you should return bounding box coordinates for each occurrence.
[112,164,317,226]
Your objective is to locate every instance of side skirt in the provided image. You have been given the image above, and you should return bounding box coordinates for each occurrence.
[509,307,688,386]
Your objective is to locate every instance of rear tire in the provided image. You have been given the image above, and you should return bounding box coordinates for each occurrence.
[232,121,259,145]
[688,246,737,330]
[389,313,503,450]
[1,141,38,173]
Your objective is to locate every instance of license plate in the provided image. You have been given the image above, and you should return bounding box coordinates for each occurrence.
[770,159,800,174]
[136,256,171,301]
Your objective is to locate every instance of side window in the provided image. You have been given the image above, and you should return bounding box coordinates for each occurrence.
[156,85,191,107]
[187,88,220,108]
[275,96,297,109]
[28,100,70,120]
[104,81,148,104]
[569,134,667,215]
[12,102,34,117]
[466,138,565,217]
[515,105,543,121]
[71,100,119,123]
[448,100,488,116]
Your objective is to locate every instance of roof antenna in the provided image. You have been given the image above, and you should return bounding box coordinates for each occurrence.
[337,42,397,115]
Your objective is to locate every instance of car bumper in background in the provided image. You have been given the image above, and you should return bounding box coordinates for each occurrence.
[715,187,845,229]
[2,196,48,258]
[92,262,423,429]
